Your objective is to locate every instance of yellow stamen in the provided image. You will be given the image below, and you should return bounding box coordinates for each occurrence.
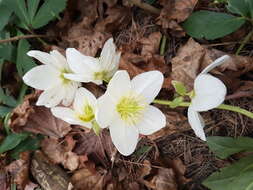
[77,104,94,122]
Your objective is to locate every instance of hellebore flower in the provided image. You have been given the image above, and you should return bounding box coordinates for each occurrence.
[188,55,230,141]
[51,87,97,128]
[23,50,80,108]
[64,38,121,85]
[96,70,166,156]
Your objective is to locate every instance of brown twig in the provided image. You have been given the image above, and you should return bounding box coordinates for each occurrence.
[0,34,48,44]
[129,0,161,15]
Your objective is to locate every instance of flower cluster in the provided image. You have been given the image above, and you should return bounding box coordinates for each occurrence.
[23,38,166,156]
[23,37,231,155]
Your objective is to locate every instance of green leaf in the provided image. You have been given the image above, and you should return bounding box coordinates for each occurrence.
[0,87,17,107]
[172,80,187,96]
[207,136,253,159]
[182,10,245,40]
[0,31,16,62]
[203,155,253,190]
[11,135,43,159]
[2,0,30,28]
[0,5,13,31]
[0,106,12,117]
[32,0,67,29]
[27,0,40,23]
[16,38,36,76]
[0,133,29,154]
[246,0,253,18]
[170,97,184,108]
[227,0,250,17]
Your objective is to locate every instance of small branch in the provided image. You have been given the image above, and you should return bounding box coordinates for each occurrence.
[0,34,47,44]
[129,0,161,15]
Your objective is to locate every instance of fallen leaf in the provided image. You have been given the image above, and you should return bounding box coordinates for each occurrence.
[157,0,198,36]
[171,38,253,91]
[95,6,131,33]
[31,151,70,190]
[41,137,79,171]
[24,182,38,190]
[73,130,114,168]
[5,152,30,189]
[71,167,106,190]
[0,170,7,190]
[10,93,71,138]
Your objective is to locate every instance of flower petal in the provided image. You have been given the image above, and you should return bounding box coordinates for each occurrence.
[66,48,100,74]
[131,71,164,103]
[136,105,166,135]
[61,83,79,106]
[27,50,57,68]
[109,117,139,156]
[187,106,206,141]
[50,50,68,69]
[36,86,65,107]
[106,70,131,102]
[96,93,116,128]
[201,55,230,74]
[192,74,226,111]
[23,65,61,90]
[73,87,97,113]
[100,38,119,71]
[64,73,92,83]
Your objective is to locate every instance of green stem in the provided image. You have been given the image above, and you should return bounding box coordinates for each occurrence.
[153,99,253,119]
[160,35,167,56]
[235,28,253,55]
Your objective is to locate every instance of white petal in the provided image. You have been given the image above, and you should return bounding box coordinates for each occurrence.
[61,83,79,106]
[73,87,97,113]
[36,86,65,108]
[27,50,55,67]
[136,105,166,135]
[50,50,68,69]
[106,70,131,102]
[100,38,119,71]
[23,65,61,90]
[64,73,92,83]
[192,74,226,111]
[96,93,116,128]
[187,106,206,141]
[66,48,100,74]
[201,55,230,74]
[131,71,164,103]
[109,117,139,156]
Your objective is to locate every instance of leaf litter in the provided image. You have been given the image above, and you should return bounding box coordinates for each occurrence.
[2,0,253,190]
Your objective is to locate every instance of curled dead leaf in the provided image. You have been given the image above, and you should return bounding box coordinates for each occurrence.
[10,93,71,138]
[157,0,198,37]
[5,152,30,189]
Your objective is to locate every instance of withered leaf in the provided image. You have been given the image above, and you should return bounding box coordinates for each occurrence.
[0,170,7,190]
[157,0,198,36]
[5,152,30,189]
[31,151,70,190]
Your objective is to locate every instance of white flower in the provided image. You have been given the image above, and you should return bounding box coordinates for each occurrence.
[64,38,121,85]
[51,87,97,128]
[96,70,166,156]
[23,50,80,108]
[188,55,230,141]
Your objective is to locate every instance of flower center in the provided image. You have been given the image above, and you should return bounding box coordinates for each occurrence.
[116,95,145,125]
[77,104,95,122]
[94,71,108,81]
[60,69,71,84]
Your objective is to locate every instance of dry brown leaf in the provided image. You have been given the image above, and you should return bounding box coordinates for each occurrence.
[95,6,131,33]
[0,170,7,190]
[5,152,30,189]
[24,182,38,190]
[171,38,253,91]
[10,93,71,138]
[73,130,114,167]
[31,151,70,190]
[41,138,79,171]
[157,0,198,36]
[71,167,106,190]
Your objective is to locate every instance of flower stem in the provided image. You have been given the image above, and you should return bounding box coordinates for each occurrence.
[153,99,253,119]
[235,28,253,55]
